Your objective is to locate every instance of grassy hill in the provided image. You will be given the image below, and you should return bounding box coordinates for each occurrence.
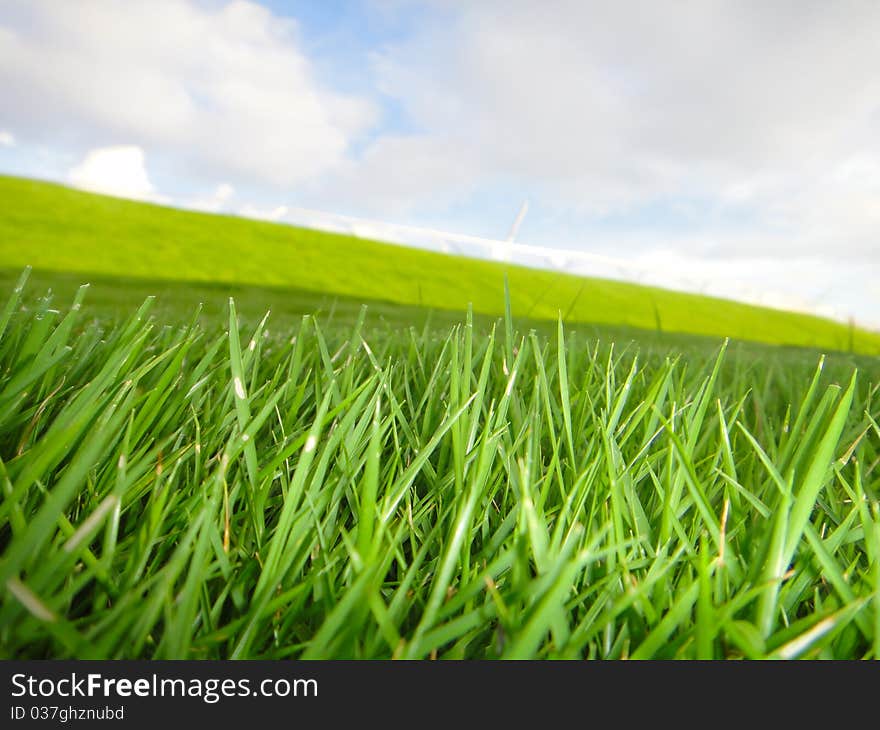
[2,174,880,660]
[1,174,877,353]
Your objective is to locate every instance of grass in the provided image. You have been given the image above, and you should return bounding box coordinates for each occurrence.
[1,267,879,659]
[2,174,879,354]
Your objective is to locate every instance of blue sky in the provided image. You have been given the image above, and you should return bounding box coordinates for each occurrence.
[1,0,879,325]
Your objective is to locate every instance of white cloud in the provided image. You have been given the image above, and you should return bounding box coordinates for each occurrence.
[0,0,376,186]
[0,130,14,147]
[189,183,235,213]
[317,135,484,217]
[349,1,880,259]
[619,250,880,327]
[238,203,289,222]
[68,146,157,201]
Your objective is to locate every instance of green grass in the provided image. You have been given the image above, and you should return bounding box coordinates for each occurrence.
[2,174,878,354]
[1,268,879,659]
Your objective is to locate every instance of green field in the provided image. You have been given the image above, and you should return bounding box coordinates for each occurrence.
[2,174,878,354]
[1,266,879,659]
[2,173,880,659]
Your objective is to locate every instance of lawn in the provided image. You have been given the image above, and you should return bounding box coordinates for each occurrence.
[2,174,878,354]
[1,268,878,659]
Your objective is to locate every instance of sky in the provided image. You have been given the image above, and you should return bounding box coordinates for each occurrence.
[1,0,878,326]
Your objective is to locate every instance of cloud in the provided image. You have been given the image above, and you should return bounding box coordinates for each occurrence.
[345,1,880,257]
[316,135,485,217]
[68,146,157,201]
[188,183,236,213]
[0,0,376,187]
[0,130,14,147]
[237,204,289,222]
